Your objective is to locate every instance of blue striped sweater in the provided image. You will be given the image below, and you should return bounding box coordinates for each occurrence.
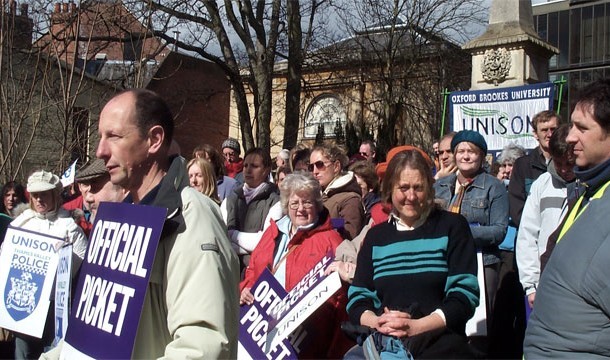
[347,208,479,334]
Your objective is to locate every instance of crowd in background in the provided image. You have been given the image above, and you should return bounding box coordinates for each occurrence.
[0,79,607,359]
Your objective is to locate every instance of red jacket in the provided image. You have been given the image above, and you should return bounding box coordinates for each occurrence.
[369,201,391,226]
[240,210,353,358]
[62,195,93,237]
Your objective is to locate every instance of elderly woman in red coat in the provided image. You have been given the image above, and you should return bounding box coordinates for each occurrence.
[240,172,353,358]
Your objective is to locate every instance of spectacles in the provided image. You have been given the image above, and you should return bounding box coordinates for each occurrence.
[308,160,333,172]
[288,200,315,210]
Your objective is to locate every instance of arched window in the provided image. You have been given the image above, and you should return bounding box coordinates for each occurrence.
[303,94,346,138]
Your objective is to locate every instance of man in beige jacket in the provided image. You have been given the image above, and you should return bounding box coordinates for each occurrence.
[44,89,239,359]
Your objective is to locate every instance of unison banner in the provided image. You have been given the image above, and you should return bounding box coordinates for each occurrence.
[54,244,73,346]
[238,269,296,360]
[0,227,63,337]
[267,254,341,352]
[449,82,555,153]
[61,202,167,359]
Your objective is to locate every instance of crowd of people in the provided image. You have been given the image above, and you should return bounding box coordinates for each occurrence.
[0,79,608,359]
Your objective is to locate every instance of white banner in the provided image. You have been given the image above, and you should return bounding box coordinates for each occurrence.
[60,160,77,188]
[450,83,555,154]
[54,245,72,345]
[0,227,63,337]
[466,252,487,337]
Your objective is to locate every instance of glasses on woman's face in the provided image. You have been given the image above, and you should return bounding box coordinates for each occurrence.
[308,160,332,172]
[288,200,314,210]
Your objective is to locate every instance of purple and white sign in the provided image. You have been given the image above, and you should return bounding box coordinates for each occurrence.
[61,202,167,359]
[238,269,295,360]
[266,253,341,352]
[0,227,63,337]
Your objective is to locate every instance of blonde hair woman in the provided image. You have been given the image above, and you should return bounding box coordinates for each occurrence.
[187,157,220,204]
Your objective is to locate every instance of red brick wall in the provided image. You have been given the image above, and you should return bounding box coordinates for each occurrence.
[146,53,230,159]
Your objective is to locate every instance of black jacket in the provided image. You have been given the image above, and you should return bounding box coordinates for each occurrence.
[508,147,547,227]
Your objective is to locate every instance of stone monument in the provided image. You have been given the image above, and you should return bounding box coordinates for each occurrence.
[463,0,558,90]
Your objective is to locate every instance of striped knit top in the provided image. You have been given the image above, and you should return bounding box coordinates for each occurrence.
[347,208,479,334]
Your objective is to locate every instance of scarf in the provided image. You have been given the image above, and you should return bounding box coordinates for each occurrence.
[243,182,268,205]
[449,174,474,214]
[574,157,610,197]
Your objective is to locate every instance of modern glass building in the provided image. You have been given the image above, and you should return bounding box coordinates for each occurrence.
[533,0,610,118]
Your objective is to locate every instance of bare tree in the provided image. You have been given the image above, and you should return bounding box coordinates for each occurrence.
[0,1,113,182]
[332,0,484,155]
[141,0,333,152]
[139,0,281,151]
[280,0,331,150]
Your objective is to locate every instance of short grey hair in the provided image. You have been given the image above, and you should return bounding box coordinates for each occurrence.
[279,172,323,213]
[497,143,525,165]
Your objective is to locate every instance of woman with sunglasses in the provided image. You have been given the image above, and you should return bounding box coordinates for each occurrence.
[223,147,280,275]
[240,173,353,358]
[309,144,364,240]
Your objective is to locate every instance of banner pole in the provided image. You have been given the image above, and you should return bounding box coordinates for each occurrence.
[441,88,450,138]
[554,75,567,114]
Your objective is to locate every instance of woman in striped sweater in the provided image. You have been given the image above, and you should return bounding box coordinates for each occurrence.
[345,149,480,358]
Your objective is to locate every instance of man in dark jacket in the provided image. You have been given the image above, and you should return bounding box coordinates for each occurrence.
[508,110,559,227]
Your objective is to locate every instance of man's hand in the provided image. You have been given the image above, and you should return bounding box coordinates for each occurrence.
[435,163,457,180]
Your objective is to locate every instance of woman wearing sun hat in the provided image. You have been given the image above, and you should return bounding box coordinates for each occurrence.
[10,170,88,360]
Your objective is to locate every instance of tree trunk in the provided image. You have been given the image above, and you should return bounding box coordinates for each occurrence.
[283,0,303,150]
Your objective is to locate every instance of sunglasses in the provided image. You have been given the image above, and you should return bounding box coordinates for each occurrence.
[308,160,333,172]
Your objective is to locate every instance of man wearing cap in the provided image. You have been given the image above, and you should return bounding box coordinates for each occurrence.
[222,137,244,180]
[12,170,88,359]
[42,90,239,358]
[63,159,111,236]
[74,159,128,223]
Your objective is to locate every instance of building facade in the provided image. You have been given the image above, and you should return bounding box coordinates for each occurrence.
[229,24,471,157]
[35,0,231,160]
[533,0,610,119]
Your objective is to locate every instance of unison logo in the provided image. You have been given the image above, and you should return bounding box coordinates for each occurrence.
[459,106,534,139]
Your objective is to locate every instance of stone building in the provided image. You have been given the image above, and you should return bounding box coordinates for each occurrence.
[229,22,472,156]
